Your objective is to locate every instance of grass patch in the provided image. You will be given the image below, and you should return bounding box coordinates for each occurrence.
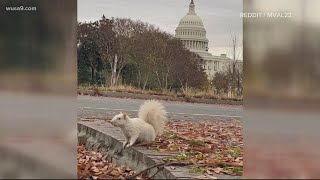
[78,84,243,101]
[232,166,243,173]
[168,144,179,151]
[195,153,205,160]
[223,166,243,175]
[189,166,206,174]
[188,139,205,147]
[226,146,241,158]
[169,152,195,161]
[181,87,242,101]
[169,154,188,161]
[162,132,178,140]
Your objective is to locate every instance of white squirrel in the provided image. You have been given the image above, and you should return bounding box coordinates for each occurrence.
[110,100,167,148]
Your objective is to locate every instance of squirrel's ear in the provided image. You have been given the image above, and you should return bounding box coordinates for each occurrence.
[123,113,127,119]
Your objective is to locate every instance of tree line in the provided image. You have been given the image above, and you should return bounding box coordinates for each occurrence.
[78,15,243,96]
[78,16,207,92]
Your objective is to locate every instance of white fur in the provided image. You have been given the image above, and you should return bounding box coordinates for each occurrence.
[110,100,167,148]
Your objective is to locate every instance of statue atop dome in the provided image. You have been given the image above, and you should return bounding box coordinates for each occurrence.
[189,0,195,13]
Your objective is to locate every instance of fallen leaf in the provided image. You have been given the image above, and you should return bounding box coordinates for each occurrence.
[206,169,214,175]
[109,169,121,176]
[213,167,224,174]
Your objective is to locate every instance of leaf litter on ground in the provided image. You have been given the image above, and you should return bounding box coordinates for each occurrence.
[147,119,243,176]
[78,118,243,178]
[77,145,142,179]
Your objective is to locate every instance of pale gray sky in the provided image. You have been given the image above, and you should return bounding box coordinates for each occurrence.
[78,0,243,59]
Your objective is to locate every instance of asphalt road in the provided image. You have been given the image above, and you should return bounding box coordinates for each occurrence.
[77,95,243,120]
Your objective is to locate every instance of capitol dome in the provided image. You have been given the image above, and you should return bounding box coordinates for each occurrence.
[178,12,204,28]
[175,0,241,79]
[175,0,208,53]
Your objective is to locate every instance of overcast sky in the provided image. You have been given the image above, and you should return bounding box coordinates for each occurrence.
[78,0,243,59]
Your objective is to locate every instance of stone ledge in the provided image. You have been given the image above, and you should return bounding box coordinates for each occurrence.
[78,121,242,179]
[78,89,242,106]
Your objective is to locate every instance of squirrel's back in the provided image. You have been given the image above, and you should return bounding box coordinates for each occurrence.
[138,100,167,136]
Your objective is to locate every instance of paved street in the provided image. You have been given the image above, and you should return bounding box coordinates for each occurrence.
[77,95,243,121]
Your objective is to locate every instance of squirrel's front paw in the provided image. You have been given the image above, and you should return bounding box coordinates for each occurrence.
[126,143,134,148]
[123,141,128,148]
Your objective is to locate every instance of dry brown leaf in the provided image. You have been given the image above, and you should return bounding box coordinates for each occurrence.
[109,169,121,176]
[213,167,224,174]
[206,169,214,175]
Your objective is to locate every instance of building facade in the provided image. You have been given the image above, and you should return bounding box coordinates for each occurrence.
[175,0,242,79]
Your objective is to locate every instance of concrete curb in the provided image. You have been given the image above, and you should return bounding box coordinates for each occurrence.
[77,121,241,179]
[78,89,243,106]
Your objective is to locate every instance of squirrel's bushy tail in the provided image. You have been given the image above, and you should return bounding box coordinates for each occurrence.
[138,100,167,136]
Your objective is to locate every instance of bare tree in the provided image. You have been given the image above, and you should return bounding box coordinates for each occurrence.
[230,32,242,60]
[228,33,243,96]
[95,16,118,86]
[211,33,243,96]
[77,16,207,91]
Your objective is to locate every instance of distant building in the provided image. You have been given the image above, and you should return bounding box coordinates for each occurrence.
[175,0,242,79]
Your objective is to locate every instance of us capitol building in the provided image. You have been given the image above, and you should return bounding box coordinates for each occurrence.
[175,0,243,79]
